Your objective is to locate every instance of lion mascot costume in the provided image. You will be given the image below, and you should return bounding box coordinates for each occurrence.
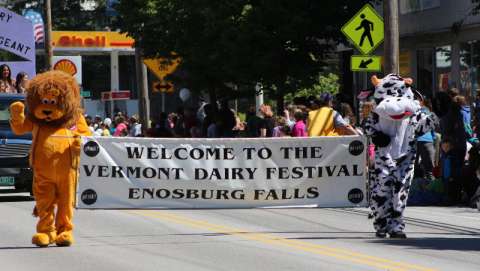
[9,70,91,247]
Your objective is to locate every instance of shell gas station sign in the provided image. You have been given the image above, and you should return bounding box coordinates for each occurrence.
[52,31,134,49]
[52,56,82,84]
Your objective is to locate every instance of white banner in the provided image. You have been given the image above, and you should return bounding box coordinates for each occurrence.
[76,136,367,209]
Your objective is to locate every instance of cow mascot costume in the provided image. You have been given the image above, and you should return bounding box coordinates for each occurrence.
[364,74,437,238]
[10,71,91,247]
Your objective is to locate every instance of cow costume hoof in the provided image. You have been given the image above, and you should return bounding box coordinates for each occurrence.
[389,232,407,239]
[375,230,387,238]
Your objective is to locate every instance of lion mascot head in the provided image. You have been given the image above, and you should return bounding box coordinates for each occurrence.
[26,70,82,128]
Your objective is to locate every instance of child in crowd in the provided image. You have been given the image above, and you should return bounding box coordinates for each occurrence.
[272,116,291,137]
[291,110,307,137]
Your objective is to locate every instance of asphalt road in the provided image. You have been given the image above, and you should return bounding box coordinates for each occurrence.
[1,190,479,271]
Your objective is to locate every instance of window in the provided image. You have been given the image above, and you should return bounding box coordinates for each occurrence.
[435,46,451,91]
[82,55,110,100]
[417,49,434,97]
[460,41,480,100]
[400,0,440,14]
[119,55,138,99]
[0,99,10,122]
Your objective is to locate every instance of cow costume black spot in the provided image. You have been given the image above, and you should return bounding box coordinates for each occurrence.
[363,74,437,238]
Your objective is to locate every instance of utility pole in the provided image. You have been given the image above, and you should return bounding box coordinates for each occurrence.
[255,83,264,117]
[383,0,399,74]
[45,0,53,70]
[135,48,150,130]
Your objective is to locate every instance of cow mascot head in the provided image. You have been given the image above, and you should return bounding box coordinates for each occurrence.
[370,74,421,121]
[364,73,431,153]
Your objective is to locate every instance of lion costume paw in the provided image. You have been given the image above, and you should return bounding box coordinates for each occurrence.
[9,101,25,123]
[55,231,74,247]
[32,232,57,247]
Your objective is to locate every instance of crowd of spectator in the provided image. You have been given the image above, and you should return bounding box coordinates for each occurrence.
[87,93,362,140]
[139,94,358,139]
[85,112,142,138]
[431,88,480,207]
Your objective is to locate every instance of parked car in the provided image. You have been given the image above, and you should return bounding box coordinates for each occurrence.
[0,93,32,194]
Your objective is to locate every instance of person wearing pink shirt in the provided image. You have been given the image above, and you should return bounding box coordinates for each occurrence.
[291,110,307,137]
[113,116,128,136]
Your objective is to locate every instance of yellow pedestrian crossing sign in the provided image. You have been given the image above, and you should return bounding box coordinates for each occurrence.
[351,55,382,72]
[341,4,384,55]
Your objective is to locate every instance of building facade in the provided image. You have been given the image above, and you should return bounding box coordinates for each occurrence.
[398,0,480,99]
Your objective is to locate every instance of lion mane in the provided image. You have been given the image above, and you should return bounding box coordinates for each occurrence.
[26,70,83,128]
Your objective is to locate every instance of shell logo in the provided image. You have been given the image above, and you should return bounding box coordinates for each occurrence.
[53,59,77,76]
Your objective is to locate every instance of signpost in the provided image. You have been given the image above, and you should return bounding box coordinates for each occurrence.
[342,4,384,121]
[341,4,384,73]
[351,55,382,72]
[144,57,180,113]
[152,80,174,113]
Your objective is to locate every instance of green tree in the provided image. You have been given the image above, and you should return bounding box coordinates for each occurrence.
[9,0,109,30]
[235,1,367,112]
[285,73,340,104]
[116,0,370,108]
[116,0,249,103]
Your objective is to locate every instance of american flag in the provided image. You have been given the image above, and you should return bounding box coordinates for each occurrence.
[23,9,44,44]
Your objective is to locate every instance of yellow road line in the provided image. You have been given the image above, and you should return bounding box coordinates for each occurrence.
[129,210,437,271]
[138,211,435,271]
